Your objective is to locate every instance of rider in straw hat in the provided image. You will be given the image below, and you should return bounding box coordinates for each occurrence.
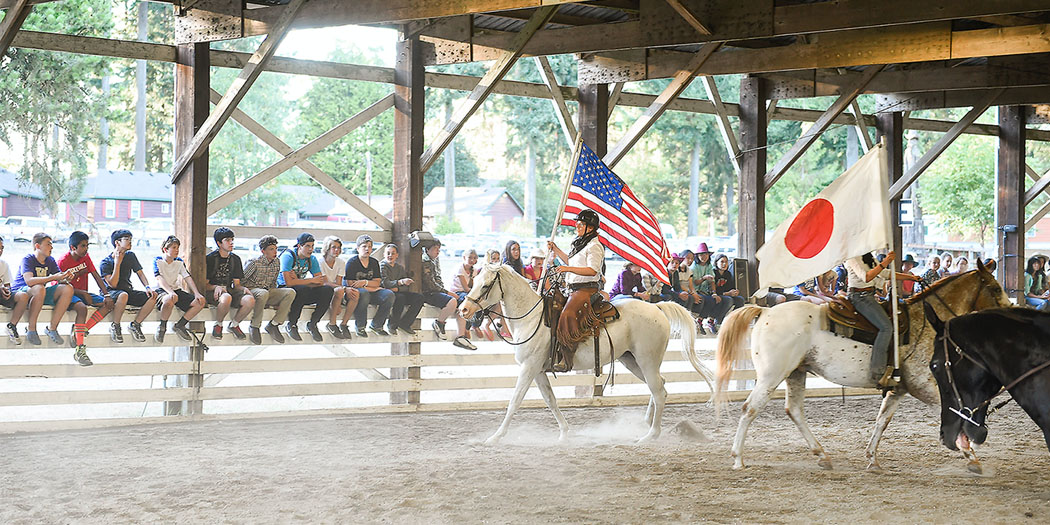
[547,209,605,372]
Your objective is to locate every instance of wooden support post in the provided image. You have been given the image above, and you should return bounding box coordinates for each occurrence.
[0,0,31,58]
[604,42,721,169]
[876,112,904,258]
[607,82,624,118]
[391,34,425,405]
[998,105,1026,301]
[701,76,741,174]
[419,5,557,175]
[533,55,577,149]
[850,100,873,153]
[739,76,768,296]
[171,42,210,416]
[170,0,306,183]
[765,64,884,190]
[578,83,608,157]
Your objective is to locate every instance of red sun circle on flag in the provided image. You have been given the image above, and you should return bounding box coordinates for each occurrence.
[784,198,834,259]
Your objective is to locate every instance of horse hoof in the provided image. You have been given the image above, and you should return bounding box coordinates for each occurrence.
[731,462,745,470]
[866,460,882,471]
[483,436,501,446]
[636,435,654,445]
[967,461,983,475]
[817,457,833,470]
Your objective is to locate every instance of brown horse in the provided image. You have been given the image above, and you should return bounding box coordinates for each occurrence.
[714,260,1010,471]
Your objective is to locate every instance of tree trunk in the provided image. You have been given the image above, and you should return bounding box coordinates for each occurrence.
[98,75,110,170]
[525,142,537,235]
[444,101,455,219]
[134,1,148,172]
[724,180,735,237]
[688,140,700,237]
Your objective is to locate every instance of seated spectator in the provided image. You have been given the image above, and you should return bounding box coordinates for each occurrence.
[486,249,500,265]
[242,235,295,345]
[205,228,255,340]
[691,243,732,333]
[523,248,545,290]
[502,240,524,276]
[481,248,507,338]
[380,243,424,335]
[278,233,334,342]
[57,231,115,358]
[422,239,476,350]
[641,270,670,303]
[899,254,918,298]
[1024,256,1049,311]
[954,256,969,274]
[666,254,699,310]
[610,261,648,300]
[713,254,746,310]
[449,249,483,339]
[938,251,954,279]
[919,255,941,291]
[319,236,359,339]
[100,229,158,344]
[153,235,206,343]
[344,234,394,337]
[0,236,30,346]
[14,233,82,355]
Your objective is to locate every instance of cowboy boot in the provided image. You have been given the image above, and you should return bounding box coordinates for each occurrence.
[877,365,898,389]
[552,345,574,373]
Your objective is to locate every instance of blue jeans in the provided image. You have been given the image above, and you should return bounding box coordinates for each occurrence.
[849,290,893,378]
[353,288,394,329]
[1026,296,1050,311]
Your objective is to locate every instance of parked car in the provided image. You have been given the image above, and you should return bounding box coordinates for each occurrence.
[1,216,51,242]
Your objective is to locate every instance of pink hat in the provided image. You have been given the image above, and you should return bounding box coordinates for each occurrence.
[696,242,712,254]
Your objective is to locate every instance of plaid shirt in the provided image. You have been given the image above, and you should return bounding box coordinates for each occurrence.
[242,254,282,290]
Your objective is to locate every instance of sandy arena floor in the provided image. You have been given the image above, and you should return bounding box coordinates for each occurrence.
[1,395,1047,524]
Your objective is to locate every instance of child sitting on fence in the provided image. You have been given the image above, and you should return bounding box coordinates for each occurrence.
[100,229,159,343]
[205,227,255,340]
[153,235,206,343]
[58,231,118,363]
[16,233,91,365]
[1,236,30,347]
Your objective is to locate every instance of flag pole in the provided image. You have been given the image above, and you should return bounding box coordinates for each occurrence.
[882,138,901,375]
[546,133,586,271]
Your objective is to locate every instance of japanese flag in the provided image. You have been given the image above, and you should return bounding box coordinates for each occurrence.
[757,143,891,289]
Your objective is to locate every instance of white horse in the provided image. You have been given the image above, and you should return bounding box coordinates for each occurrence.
[713,263,1010,471]
[460,263,714,444]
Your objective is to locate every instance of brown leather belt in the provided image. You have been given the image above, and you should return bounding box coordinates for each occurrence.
[849,287,875,293]
[569,282,600,291]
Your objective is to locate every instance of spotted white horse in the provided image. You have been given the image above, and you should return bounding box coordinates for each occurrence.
[461,263,714,444]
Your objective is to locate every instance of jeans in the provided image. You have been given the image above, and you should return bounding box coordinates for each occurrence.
[1026,296,1050,311]
[353,288,395,329]
[285,285,334,325]
[849,290,893,378]
[695,293,734,322]
[389,291,424,329]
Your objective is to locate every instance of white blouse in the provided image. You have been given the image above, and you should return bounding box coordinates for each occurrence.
[565,237,604,285]
[843,255,889,290]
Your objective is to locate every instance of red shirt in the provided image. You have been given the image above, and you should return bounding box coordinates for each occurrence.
[57,251,97,292]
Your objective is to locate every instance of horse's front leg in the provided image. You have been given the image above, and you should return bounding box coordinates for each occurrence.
[534,372,569,441]
[865,388,903,470]
[485,358,544,445]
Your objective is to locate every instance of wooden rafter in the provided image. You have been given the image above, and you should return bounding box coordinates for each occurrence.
[887,88,1003,199]
[1024,165,1050,205]
[0,0,31,58]
[700,75,740,174]
[848,100,872,153]
[664,0,712,35]
[533,55,577,149]
[764,64,884,190]
[208,89,394,230]
[607,82,624,117]
[419,5,557,175]
[1026,198,1050,231]
[170,0,306,183]
[766,99,778,125]
[207,93,395,216]
[603,42,722,169]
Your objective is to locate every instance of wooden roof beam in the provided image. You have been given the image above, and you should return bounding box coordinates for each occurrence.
[700,76,740,174]
[533,56,577,149]
[848,100,872,153]
[1024,165,1050,206]
[0,0,31,58]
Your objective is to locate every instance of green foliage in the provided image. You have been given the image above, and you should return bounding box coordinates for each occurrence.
[434,215,463,235]
[0,1,113,215]
[424,141,482,196]
[919,135,995,248]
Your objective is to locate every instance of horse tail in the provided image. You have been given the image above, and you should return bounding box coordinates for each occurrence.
[714,305,764,413]
[656,301,714,391]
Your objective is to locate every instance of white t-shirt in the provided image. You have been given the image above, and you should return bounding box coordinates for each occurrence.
[154,256,190,292]
[565,237,604,285]
[0,259,11,288]
[319,256,346,284]
[843,255,890,290]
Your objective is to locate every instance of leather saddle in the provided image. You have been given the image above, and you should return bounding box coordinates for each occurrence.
[543,287,619,347]
[825,298,909,346]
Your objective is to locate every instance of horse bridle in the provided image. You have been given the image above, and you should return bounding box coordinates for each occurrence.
[899,271,1000,367]
[939,318,1050,427]
[464,268,547,346]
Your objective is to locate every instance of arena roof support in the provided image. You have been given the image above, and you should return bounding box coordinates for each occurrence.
[848,100,873,153]
[0,0,30,58]
[578,83,609,158]
[887,89,1003,199]
[1025,199,1050,231]
[1023,166,1050,206]
[173,42,211,300]
[170,0,307,184]
[607,82,624,117]
[764,64,884,191]
[738,75,768,295]
[700,76,741,174]
[206,93,395,216]
[604,41,721,169]
[533,55,577,149]
[419,5,557,175]
[876,112,905,262]
[998,105,1026,300]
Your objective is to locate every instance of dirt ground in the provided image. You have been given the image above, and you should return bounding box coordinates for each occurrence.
[0,395,1047,524]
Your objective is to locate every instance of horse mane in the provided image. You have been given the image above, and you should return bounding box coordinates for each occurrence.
[904,269,983,305]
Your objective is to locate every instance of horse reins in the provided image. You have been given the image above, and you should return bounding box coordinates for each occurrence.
[465,269,548,346]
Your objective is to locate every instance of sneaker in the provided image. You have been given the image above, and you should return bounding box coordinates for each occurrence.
[73,345,93,367]
[44,327,64,345]
[327,323,345,339]
[7,323,21,345]
[369,325,389,337]
[339,324,352,340]
[285,322,302,342]
[26,330,41,345]
[155,323,167,343]
[249,326,262,345]
[265,323,285,344]
[109,323,124,343]
[398,324,416,336]
[702,318,716,336]
[173,323,193,342]
[356,327,368,338]
[695,317,706,336]
[228,323,246,340]
[432,320,447,340]
[128,322,146,342]
[211,324,223,340]
[306,321,323,342]
[452,336,477,351]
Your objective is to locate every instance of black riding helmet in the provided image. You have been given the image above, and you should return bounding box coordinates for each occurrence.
[575,209,600,229]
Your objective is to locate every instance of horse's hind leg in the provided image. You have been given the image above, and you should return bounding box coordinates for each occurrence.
[534,372,569,442]
[731,380,780,470]
[784,368,832,470]
[635,353,668,444]
[485,360,542,445]
[865,388,903,470]
[618,352,656,425]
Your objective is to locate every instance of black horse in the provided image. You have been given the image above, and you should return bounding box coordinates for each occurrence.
[923,304,1050,456]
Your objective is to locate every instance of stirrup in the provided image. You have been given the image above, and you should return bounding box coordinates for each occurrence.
[877,366,898,390]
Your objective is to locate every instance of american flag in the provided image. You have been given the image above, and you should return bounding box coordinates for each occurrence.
[560,142,671,285]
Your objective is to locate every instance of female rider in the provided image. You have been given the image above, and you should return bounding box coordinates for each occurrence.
[546,209,604,373]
